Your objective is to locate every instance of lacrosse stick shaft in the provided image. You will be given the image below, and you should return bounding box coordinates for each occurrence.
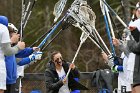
[65,41,83,79]
[105,4,115,38]
[38,15,66,48]
[42,28,63,51]
[89,34,109,54]
[23,11,32,29]
[66,27,89,78]
[101,0,127,28]
[103,14,116,56]
[23,1,31,22]
[23,0,37,29]
[66,28,111,80]
[20,0,25,41]
[74,23,110,54]
[30,23,56,47]
[109,12,122,40]
[90,33,106,53]
[79,22,111,55]
[93,27,111,55]
[85,28,110,55]
[42,21,71,51]
[78,25,110,55]
[91,32,99,42]
[100,0,115,56]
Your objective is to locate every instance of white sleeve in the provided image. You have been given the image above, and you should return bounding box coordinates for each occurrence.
[129,19,140,32]
[1,43,20,56]
[1,26,10,43]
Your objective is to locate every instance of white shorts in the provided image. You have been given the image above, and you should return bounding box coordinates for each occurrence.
[118,71,133,92]
[126,70,133,84]
[117,90,121,93]
[0,60,6,90]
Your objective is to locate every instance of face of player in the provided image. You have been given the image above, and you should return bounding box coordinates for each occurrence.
[10,32,20,44]
[136,8,140,19]
[53,53,63,67]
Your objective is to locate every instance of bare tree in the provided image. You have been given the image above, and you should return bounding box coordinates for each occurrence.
[120,0,131,24]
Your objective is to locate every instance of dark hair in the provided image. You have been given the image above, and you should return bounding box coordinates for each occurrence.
[50,51,61,61]
[132,2,140,21]
[8,26,15,33]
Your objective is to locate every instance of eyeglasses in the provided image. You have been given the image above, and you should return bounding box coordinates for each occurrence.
[54,57,63,63]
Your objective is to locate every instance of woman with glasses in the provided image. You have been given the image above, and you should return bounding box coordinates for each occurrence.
[45,51,81,93]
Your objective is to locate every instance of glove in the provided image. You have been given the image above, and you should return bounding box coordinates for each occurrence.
[111,65,118,73]
[29,51,42,62]
[111,65,123,73]
[107,55,114,68]
[123,28,131,36]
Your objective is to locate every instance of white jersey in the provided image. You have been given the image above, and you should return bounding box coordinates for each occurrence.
[56,67,70,93]
[0,24,10,90]
[17,66,24,78]
[118,36,135,92]
[0,24,10,60]
[129,18,140,32]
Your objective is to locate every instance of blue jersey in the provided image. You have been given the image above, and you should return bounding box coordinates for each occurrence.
[5,47,33,84]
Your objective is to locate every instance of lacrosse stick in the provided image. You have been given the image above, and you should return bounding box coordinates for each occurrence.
[65,31,89,79]
[100,0,127,28]
[65,0,111,78]
[100,0,116,56]
[67,0,111,55]
[53,0,68,22]
[20,0,25,41]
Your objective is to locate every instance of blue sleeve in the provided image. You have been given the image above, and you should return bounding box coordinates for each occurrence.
[15,47,33,58]
[71,90,80,93]
[117,66,123,71]
[17,57,31,66]
[113,57,123,66]
[71,78,80,93]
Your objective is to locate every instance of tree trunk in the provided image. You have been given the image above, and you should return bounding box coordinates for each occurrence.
[121,0,131,24]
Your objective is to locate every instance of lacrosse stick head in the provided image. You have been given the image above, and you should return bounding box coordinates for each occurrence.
[80,0,87,6]
[79,4,96,27]
[80,31,89,43]
[68,0,96,27]
[53,0,68,22]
